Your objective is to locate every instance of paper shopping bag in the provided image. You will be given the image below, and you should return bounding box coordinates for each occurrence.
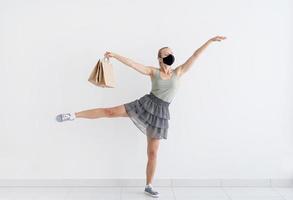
[88,57,116,88]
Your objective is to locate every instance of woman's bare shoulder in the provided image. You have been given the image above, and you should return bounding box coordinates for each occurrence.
[148,66,159,77]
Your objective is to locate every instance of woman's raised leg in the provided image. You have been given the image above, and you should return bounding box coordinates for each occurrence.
[75,104,129,119]
[56,104,128,122]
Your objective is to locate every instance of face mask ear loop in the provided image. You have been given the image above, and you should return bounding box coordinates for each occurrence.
[158,57,163,64]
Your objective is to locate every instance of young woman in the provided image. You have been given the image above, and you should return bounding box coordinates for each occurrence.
[56,35,226,198]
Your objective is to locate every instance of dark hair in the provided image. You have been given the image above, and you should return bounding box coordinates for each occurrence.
[157,46,169,58]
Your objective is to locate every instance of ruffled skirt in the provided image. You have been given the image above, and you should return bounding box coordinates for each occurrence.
[123,92,170,140]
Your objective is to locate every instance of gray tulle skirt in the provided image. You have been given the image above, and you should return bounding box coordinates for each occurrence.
[123,92,170,140]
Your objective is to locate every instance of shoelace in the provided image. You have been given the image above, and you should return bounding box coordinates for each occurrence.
[62,114,71,120]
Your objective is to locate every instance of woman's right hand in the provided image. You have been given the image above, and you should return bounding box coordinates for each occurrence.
[104,51,115,59]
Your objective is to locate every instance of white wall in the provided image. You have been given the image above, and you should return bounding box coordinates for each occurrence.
[0,0,292,179]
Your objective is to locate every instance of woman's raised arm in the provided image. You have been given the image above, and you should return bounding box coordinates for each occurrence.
[104,51,153,76]
[175,35,226,77]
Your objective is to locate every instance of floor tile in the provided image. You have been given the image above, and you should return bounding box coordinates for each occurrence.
[223,187,283,198]
[173,187,229,199]
[0,187,71,200]
[273,187,293,200]
[227,197,283,200]
[65,187,121,200]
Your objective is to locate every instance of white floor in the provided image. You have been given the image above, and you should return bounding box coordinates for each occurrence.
[0,186,292,200]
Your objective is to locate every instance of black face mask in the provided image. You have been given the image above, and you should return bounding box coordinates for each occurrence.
[162,54,175,65]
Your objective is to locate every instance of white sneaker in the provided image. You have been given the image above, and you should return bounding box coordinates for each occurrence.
[56,113,75,122]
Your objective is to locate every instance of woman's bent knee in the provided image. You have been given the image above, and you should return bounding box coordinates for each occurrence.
[104,108,115,117]
[104,105,128,118]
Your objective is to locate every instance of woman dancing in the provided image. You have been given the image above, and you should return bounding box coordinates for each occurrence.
[56,35,226,198]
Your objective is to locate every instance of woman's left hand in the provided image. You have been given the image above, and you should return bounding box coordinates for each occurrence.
[208,36,227,42]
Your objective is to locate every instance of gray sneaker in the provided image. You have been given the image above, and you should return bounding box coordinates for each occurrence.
[56,113,75,122]
[144,185,159,198]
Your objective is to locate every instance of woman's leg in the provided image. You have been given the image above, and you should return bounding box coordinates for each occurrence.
[75,104,128,119]
[146,136,160,185]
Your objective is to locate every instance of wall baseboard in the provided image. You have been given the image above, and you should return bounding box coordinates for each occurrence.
[0,179,292,187]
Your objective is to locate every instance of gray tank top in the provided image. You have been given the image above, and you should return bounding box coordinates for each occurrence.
[150,68,180,103]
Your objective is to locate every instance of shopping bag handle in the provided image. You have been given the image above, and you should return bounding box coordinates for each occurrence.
[103,56,110,62]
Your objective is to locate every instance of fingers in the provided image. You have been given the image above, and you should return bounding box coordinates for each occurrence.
[219,36,226,41]
[212,35,227,42]
[104,51,112,59]
[218,36,226,40]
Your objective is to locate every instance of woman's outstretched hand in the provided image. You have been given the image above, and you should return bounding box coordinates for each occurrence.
[104,51,116,59]
[208,36,227,42]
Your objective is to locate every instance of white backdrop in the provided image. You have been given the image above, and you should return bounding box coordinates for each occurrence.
[0,0,292,179]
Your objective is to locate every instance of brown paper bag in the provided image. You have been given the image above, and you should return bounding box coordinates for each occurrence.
[88,57,116,88]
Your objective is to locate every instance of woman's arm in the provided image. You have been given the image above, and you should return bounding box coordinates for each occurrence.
[104,52,153,76]
[175,35,226,77]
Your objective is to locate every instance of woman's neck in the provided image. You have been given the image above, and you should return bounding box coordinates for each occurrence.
[160,65,172,74]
